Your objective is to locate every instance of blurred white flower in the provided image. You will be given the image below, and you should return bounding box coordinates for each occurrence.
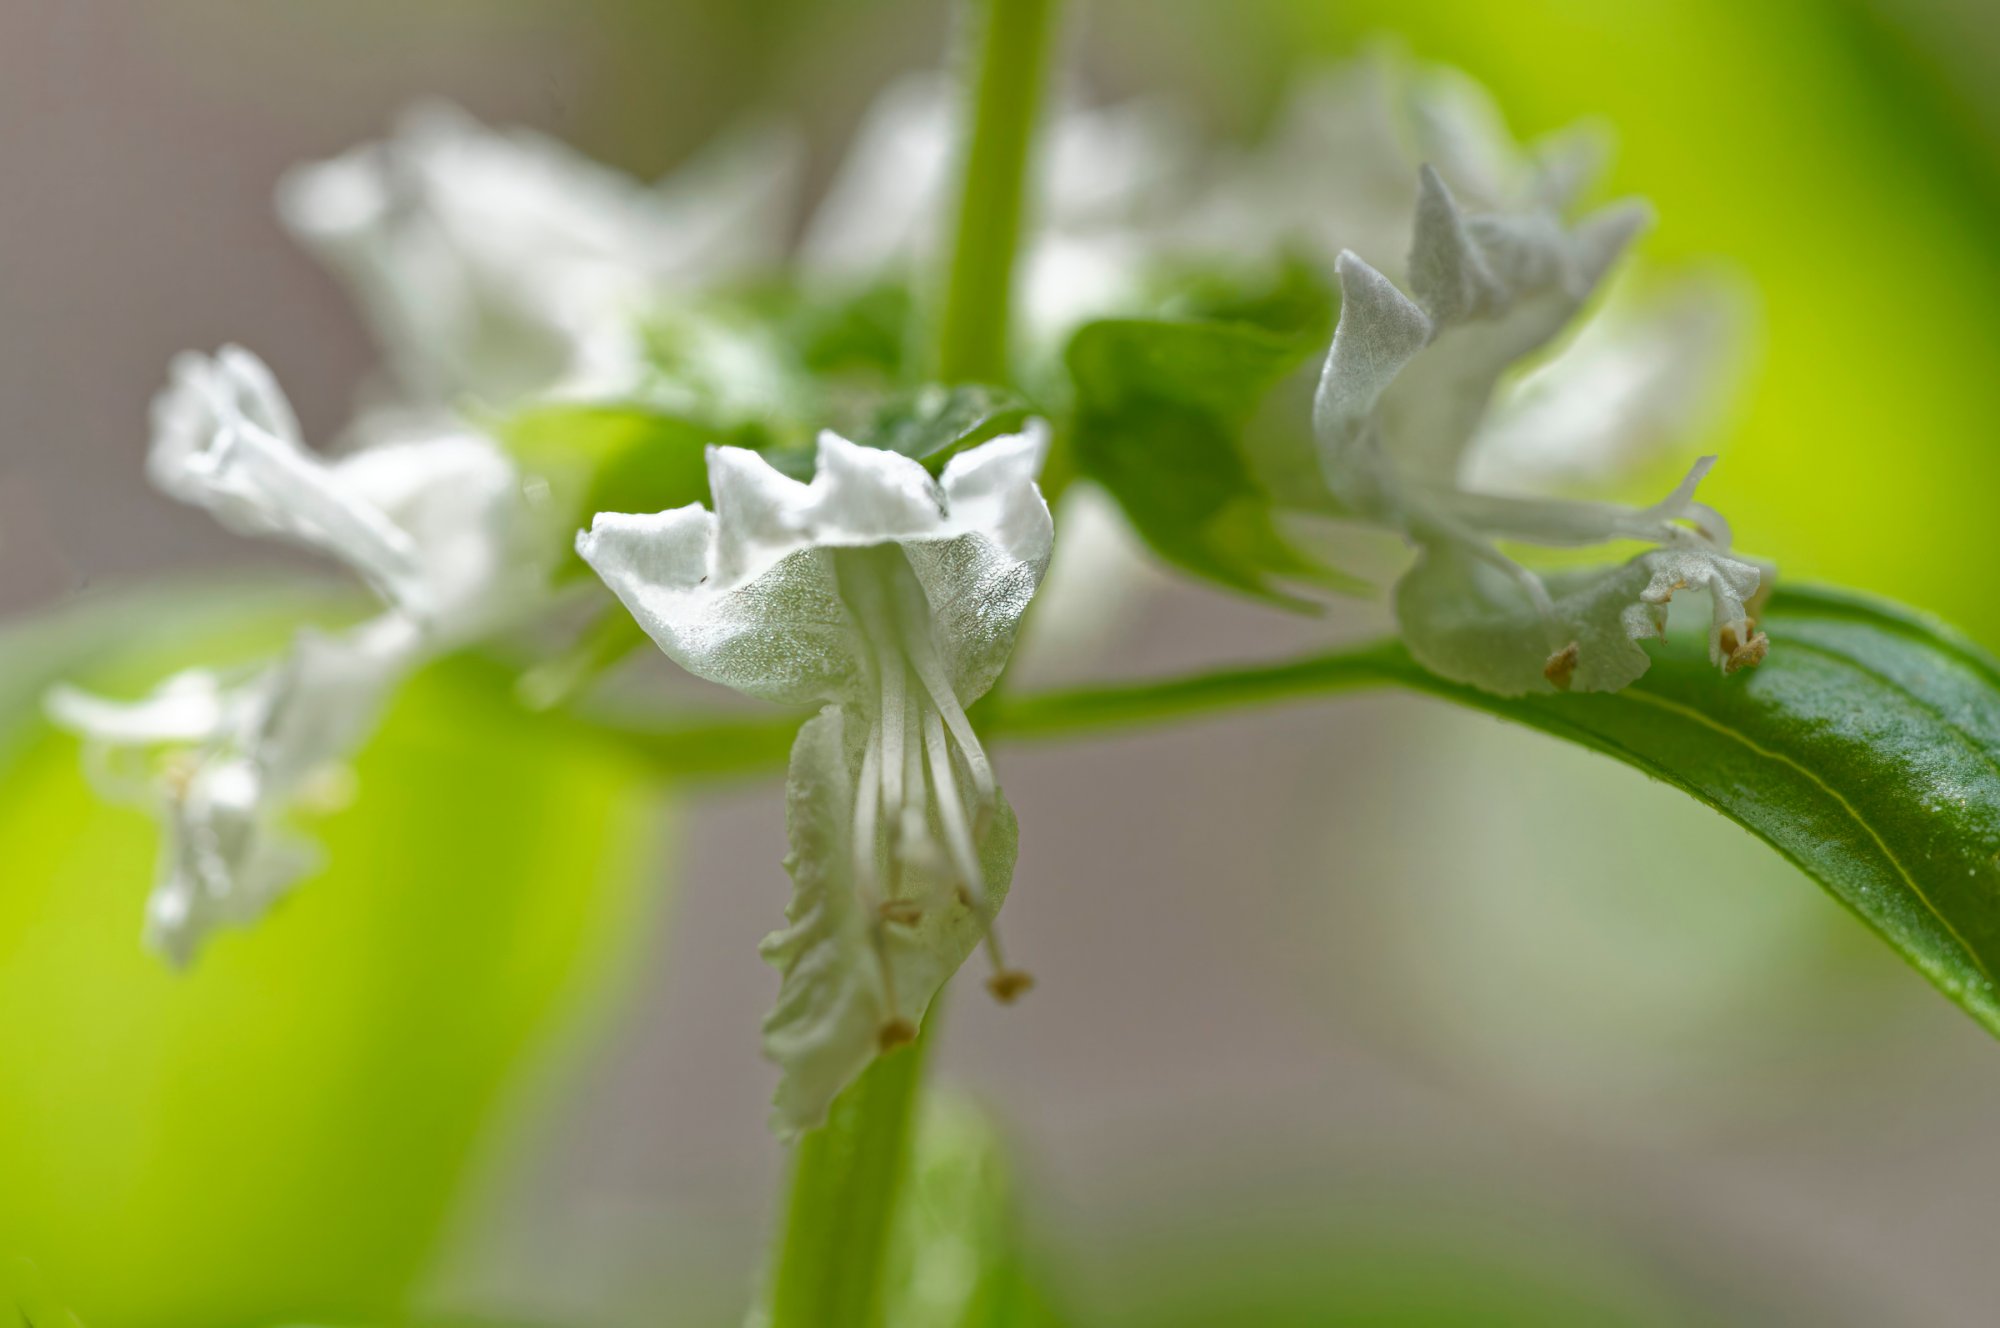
[1167,51,1743,500]
[1463,278,1748,492]
[278,101,800,409]
[50,347,547,963]
[48,619,411,966]
[1315,168,1767,695]
[148,346,542,635]
[800,74,1192,346]
[1186,48,1602,280]
[578,426,1053,1135]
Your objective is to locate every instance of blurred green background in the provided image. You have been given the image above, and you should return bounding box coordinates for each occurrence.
[6,0,2000,1324]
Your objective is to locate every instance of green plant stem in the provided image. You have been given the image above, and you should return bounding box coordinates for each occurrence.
[766,1008,938,1328]
[936,0,1061,384]
[762,3,1061,1324]
[596,636,1426,783]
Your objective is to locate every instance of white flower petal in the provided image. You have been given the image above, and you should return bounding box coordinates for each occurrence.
[334,431,539,636]
[279,101,797,409]
[798,75,955,281]
[148,349,425,594]
[707,444,815,586]
[938,421,1056,567]
[579,505,865,706]
[760,705,1016,1139]
[1466,278,1747,490]
[49,609,417,967]
[45,669,233,746]
[809,432,947,544]
[586,429,1053,709]
[1396,543,1765,696]
[1313,252,1431,512]
[146,756,322,969]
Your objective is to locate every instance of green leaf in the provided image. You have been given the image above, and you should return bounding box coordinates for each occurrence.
[862,383,1031,467]
[0,588,668,1327]
[756,383,1030,483]
[1152,254,1338,343]
[499,402,721,536]
[783,278,919,381]
[1065,317,1356,607]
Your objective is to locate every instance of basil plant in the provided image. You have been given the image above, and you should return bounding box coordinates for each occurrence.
[10,3,2000,1326]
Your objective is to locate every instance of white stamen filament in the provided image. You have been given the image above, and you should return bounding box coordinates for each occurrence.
[853,726,882,902]
[833,542,1026,999]
[922,706,985,901]
[891,568,998,816]
[878,626,908,861]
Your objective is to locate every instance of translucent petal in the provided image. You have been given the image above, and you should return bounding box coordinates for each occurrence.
[1396,544,1765,696]
[277,100,798,408]
[938,420,1055,567]
[1466,279,1745,490]
[44,669,233,746]
[760,705,1016,1139]
[334,432,538,636]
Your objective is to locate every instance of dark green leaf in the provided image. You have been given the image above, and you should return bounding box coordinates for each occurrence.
[1065,317,1356,608]
[863,383,1031,467]
[1151,254,1338,343]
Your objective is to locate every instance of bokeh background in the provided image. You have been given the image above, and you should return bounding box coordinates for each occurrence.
[6,0,2000,1324]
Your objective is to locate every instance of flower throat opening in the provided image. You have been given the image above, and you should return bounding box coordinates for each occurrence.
[835,544,1033,1042]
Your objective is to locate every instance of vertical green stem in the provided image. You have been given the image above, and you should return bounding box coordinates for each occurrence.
[935,0,1062,384]
[766,1012,938,1328]
[765,4,1059,1323]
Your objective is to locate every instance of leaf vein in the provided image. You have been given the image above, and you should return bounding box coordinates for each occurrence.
[1623,687,1997,992]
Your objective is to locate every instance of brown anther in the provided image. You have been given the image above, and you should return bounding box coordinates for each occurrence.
[955,884,978,910]
[986,969,1035,1004]
[878,898,924,926]
[1542,642,1580,691]
[877,1017,918,1051]
[1724,625,1769,675]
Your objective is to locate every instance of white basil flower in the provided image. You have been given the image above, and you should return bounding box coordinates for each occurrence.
[277,101,799,408]
[47,616,415,965]
[149,346,540,636]
[1463,279,1746,491]
[1315,168,1767,695]
[1188,50,1600,281]
[50,347,545,963]
[577,426,1053,1135]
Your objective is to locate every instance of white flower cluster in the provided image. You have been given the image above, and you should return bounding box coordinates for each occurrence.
[49,348,541,964]
[278,101,799,414]
[45,49,1762,1130]
[1313,165,1767,694]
